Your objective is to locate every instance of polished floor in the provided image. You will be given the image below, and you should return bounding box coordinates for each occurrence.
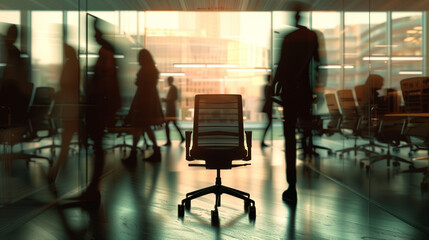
[1,124,429,239]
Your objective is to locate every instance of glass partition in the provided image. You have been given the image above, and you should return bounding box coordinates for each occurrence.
[1,1,429,234]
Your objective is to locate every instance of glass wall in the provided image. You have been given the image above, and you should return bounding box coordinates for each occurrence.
[1,3,429,233]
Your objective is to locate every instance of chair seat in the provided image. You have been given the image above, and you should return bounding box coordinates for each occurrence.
[191,147,247,161]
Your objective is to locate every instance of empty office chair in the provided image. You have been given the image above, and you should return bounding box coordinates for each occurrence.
[1,83,52,165]
[354,79,387,152]
[399,77,429,191]
[335,89,375,156]
[27,87,58,153]
[401,77,428,113]
[400,117,429,191]
[361,88,413,170]
[324,93,342,136]
[178,94,255,225]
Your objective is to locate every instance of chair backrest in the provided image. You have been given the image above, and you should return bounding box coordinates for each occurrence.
[28,87,55,117]
[192,94,244,150]
[325,93,340,116]
[400,77,429,113]
[354,84,365,107]
[337,89,358,117]
[385,88,402,113]
[336,89,359,131]
[31,87,55,106]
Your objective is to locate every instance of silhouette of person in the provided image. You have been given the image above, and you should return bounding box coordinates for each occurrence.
[0,24,31,124]
[78,19,122,201]
[162,76,184,146]
[122,49,164,165]
[261,74,273,148]
[48,43,80,183]
[273,5,323,203]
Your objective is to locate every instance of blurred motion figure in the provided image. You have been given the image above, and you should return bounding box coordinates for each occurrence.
[0,24,30,124]
[79,19,122,201]
[122,49,164,165]
[261,74,273,148]
[162,76,185,146]
[48,43,80,183]
[273,3,324,203]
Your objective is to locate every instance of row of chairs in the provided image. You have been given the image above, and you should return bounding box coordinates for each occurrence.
[323,77,429,191]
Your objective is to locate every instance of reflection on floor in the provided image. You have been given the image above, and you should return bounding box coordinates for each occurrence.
[1,129,429,239]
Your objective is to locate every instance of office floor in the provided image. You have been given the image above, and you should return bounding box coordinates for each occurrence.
[1,126,429,240]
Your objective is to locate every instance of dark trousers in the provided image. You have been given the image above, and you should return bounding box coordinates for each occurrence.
[165,119,184,142]
[283,100,311,187]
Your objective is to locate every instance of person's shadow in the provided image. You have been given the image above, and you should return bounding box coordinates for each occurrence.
[126,159,162,238]
[47,183,107,240]
[284,202,297,239]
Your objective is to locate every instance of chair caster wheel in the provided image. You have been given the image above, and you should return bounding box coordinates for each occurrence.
[244,200,250,212]
[178,204,185,218]
[393,161,400,167]
[211,209,219,226]
[185,200,191,211]
[248,206,256,220]
[420,182,428,193]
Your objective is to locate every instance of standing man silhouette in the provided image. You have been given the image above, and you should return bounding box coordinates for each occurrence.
[162,76,185,146]
[273,5,323,203]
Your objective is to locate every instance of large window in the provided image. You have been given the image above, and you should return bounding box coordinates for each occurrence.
[31,11,63,88]
[144,12,271,121]
[1,10,426,121]
[391,12,423,87]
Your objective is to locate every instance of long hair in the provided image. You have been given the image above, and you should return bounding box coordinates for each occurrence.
[139,49,159,74]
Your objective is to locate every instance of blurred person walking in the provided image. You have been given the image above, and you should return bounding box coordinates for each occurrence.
[162,76,184,146]
[273,4,324,203]
[122,49,164,166]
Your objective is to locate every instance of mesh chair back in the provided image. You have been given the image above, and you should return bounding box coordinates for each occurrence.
[400,77,429,113]
[325,93,341,131]
[193,94,244,150]
[29,87,55,116]
[325,93,340,116]
[337,89,359,130]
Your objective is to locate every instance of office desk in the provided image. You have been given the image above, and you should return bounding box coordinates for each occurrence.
[384,113,429,118]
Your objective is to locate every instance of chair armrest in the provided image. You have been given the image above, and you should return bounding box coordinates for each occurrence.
[245,131,252,160]
[185,131,193,160]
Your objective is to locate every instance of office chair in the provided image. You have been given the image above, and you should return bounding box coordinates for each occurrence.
[27,87,60,154]
[335,89,376,157]
[1,83,52,165]
[399,77,429,191]
[177,94,255,225]
[324,93,342,136]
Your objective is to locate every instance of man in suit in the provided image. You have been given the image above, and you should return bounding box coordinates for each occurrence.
[162,76,184,146]
[273,6,324,203]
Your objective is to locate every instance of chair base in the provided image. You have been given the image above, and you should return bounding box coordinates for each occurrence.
[360,145,414,172]
[178,169,256,223]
